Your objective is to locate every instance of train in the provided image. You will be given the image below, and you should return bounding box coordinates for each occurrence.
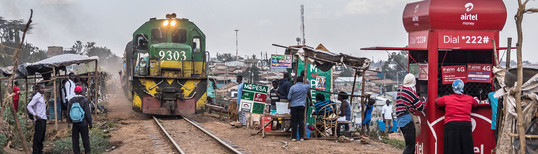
[121,13,213,115]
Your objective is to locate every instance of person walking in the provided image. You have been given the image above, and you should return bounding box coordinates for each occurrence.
[68,86,93,154]
[27,84,47,154]
[436,79,481,154]
[287,76,310,142]
[381,100,393,133]
[236,75,246,126]
[12,81,20,112]
[395,73,426,154]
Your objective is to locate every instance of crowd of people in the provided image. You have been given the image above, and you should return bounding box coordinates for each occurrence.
[12,72,94,154]
[235,72,485,154]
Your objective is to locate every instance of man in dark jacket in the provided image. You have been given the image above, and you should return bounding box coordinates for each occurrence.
[278,72,291,102]
[68,86,93,154]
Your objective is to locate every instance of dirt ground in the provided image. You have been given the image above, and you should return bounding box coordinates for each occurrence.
[104,91,403,154]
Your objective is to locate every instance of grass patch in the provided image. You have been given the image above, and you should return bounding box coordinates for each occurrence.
[382,138,405,149]
[0,134,7,153]
[51,128,110,153]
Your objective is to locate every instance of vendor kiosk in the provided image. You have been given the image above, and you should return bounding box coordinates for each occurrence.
[362,0,507,153]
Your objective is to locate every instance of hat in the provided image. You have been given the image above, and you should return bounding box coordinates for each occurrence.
[452,79,464,94]
[403,73,416,88]
[75,86,82,93]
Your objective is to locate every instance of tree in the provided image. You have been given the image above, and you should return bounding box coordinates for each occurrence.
[511,0,537,153]
[0,16,44,67]
[340,67,354,77]
[381,51,408,80]
[72,40,83,54]
[240,65,261,83]
[217,53,234,62]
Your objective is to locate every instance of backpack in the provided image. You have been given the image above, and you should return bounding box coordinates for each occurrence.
[70,102,85,123]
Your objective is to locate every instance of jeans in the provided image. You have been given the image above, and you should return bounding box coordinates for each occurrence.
[238,110,247,126]
[290,106,305,139]
[32,119,46,154]
[401,122,415,154]
[72,124,91,154]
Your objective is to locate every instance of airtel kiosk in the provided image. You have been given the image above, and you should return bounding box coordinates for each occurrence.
[362,0,508,153]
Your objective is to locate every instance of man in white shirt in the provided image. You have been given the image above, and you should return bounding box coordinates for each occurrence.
[27,84,47,154]
[63,72,76,121]
[381,100,393,133]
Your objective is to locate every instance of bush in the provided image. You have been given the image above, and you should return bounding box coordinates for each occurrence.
[382,138,405,149]
[51,128,110,153]
[0,134,7,153]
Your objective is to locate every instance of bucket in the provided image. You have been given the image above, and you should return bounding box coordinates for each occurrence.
[261,116,272,131]
[275,102,289,114]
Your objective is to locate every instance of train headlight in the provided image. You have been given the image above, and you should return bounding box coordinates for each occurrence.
[162,20,169,26]
[170,20,176,26]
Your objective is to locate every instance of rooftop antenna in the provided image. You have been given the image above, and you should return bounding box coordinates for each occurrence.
[301,5,306,46]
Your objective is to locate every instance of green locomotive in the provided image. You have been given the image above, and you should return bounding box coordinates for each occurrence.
[121,13,211,115]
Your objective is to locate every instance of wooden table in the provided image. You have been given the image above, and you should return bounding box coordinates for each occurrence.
[258,113,291,138]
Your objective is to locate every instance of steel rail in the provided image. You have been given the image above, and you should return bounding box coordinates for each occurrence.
[183,117,243,154]
[153,116,185,154]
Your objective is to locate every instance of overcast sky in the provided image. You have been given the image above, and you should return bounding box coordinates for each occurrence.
[1,0,537,62]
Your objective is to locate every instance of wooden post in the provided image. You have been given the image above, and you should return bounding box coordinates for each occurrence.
[514,35,526,154]
[87,73,91,100]
[53,67,58,130]
[506,37,512,69]
[349,70,359,104]
[360,70,366,134]
[25,78,28,107]
[94,60,99,114]
[492,39,499,66]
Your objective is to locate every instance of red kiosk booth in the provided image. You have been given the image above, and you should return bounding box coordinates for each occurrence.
[362,0,507,153]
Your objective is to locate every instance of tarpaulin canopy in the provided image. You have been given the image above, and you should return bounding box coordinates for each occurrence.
[296,47,371,71]
[1,54,98,79]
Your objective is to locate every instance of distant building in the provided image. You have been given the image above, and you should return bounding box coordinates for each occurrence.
[47,46,63,57]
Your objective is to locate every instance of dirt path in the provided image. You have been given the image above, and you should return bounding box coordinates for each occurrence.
[106,92,175,154]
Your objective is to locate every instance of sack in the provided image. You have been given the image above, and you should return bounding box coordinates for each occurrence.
[409,112,421,137]
[69,102,85,123]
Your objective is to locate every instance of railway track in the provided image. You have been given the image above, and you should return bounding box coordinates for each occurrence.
[153,116,247,154]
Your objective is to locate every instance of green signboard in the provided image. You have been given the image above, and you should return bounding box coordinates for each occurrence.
[239,83,268,113]
[296,58,333,126]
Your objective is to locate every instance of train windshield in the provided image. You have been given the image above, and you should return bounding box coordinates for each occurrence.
[151,29,166,43]
[172,29,187,43]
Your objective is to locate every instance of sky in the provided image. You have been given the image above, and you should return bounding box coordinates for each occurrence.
[1,0,537,63]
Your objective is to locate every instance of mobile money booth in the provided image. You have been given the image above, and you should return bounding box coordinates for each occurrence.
[362,0,508,153]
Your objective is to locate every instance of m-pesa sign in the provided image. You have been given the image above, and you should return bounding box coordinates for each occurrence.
[438,30,496,49]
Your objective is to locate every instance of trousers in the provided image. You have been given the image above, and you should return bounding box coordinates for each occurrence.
[72,124,91,154]
[32,119,46,154]
[444,121,473,154]
[290,106,305,139]
[401,122,415,154]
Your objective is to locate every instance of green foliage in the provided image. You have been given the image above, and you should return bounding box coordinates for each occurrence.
[216,53,235,62]
[340,67,355,77]
[381,51,408,81]
[1,106,33,149]
[382,138,405,149]
[51,128,110,154]
[0,134,7,153]
[240,65,261,83]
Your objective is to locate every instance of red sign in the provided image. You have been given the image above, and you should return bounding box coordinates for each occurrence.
[467,64,492,83]
[438,30,496,49]
[403,0,507,32]
[408,30,429,49]
[442,65,467,84]
[418,64,428,80]
[253,92,267,103]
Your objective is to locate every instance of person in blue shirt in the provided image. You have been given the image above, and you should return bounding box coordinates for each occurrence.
[287,76,310,142]
[278,73,292,102]
[236,75,246,126]
[362,94,375,135]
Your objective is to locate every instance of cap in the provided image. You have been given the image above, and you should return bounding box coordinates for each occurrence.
[75,86,82,93]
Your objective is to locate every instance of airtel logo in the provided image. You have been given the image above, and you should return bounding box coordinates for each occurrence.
[465,2,474,12]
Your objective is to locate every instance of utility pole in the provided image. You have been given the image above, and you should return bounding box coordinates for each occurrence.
[235,29,239,61]
[301,5,306,46]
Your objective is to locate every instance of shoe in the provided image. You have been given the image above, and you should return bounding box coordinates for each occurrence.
[300,139,304,142]
[291,139,297,142]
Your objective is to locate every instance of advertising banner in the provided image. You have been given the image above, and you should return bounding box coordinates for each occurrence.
[467,64,492,83]
[270,54,292,68]
[438,30,496,49]
[441,65,467,84]
[239,83,268,113]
